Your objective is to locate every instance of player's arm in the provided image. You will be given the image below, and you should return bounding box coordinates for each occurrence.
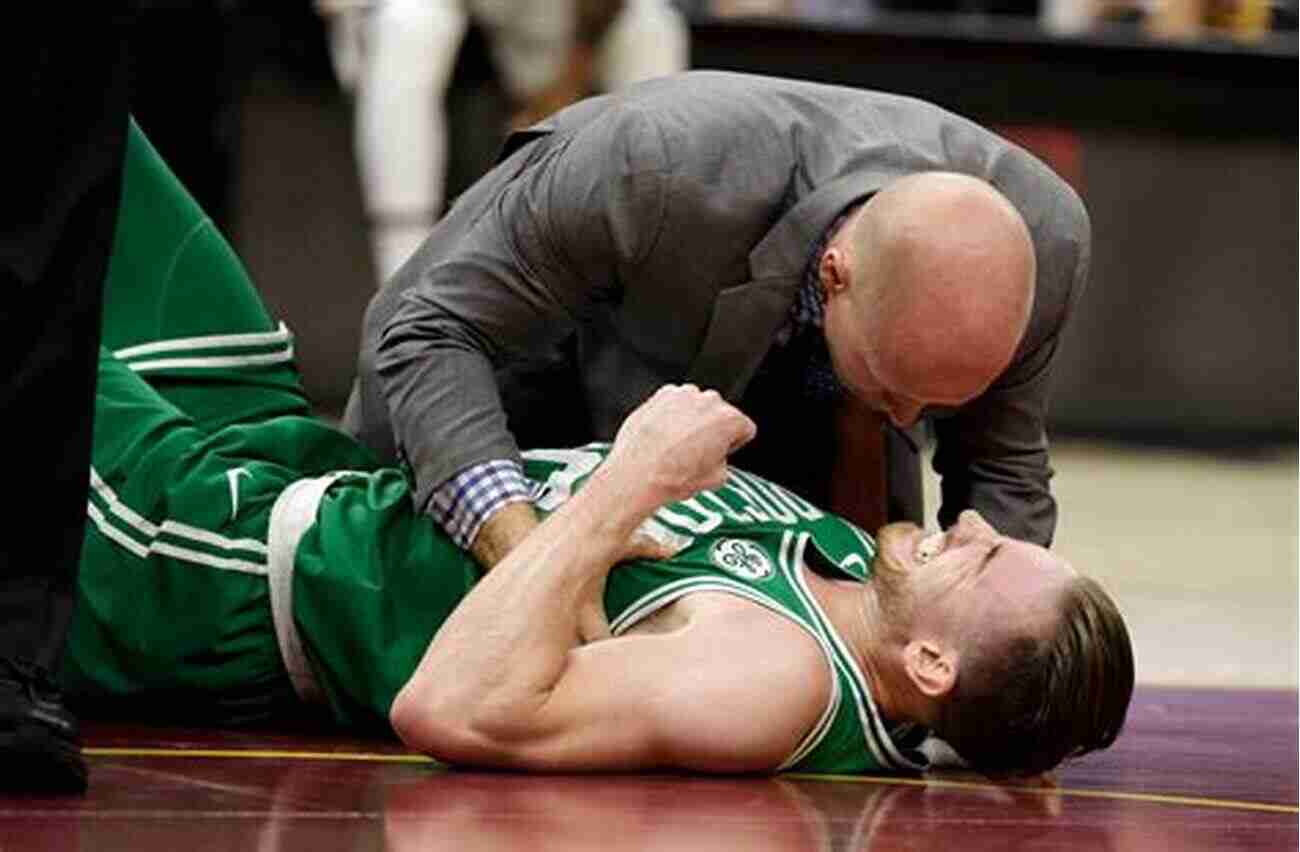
[395,604,826,772]
[390,385,762,769]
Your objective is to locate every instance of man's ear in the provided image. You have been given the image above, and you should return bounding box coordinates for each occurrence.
[902,639,958,699]
[820,247,849,297]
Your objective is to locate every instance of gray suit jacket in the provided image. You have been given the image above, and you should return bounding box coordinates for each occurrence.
[344,71,1090,545]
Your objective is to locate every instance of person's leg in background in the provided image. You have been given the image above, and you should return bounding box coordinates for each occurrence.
[474,0,577,127]
[352,0,470,284]
[593,0,689,91]
[488,0,689,130]
[330,0,686,291]
[0,8,133,794]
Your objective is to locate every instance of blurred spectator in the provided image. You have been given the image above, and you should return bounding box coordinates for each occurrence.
[873,1,1037,13]
[318,0,689,284]
[1044,0,1284,39]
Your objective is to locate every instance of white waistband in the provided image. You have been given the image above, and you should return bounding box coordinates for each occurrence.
[266,473,348,705]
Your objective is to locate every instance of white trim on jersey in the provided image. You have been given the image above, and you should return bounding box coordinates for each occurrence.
[784,532,928,773]
[771,532,841,772]
[782,532,889,769]
[607,576,778,634]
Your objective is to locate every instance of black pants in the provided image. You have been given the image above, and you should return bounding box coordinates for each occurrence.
[0,11,131,669]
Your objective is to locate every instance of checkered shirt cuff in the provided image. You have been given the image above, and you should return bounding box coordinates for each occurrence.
[428,459,534,549]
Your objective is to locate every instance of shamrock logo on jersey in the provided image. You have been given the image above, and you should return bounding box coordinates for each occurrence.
[709,538,774,580]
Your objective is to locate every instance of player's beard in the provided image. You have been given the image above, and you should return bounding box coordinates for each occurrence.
[869,525,919,630]
[869,564,910,629]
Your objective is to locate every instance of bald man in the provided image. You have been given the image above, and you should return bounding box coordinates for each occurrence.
[345,72,1090,569]
[817,172,1036,430]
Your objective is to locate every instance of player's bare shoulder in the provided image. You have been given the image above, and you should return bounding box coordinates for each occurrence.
[692,592,831,698]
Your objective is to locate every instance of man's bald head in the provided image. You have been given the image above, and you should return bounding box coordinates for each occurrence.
[819,172,1036,427]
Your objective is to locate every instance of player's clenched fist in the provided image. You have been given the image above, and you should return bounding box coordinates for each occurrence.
[605,384,757,510]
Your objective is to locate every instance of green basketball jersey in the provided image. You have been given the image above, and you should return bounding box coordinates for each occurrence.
[523,445,927,775]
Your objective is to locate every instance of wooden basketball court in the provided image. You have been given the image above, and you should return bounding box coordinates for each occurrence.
[3,685,1293,850]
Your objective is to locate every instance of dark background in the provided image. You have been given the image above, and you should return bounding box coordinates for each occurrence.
[126,1,1298,450]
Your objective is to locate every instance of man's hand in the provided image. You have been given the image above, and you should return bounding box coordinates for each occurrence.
[601,384,757,513]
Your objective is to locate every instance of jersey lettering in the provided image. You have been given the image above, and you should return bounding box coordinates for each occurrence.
[718,474,777,522]
[655,496,723,534]
[525,448,603,512]
[697,489,756,524]
[723,471,785,523]
[523,445,823,535]
[736,469,823,522]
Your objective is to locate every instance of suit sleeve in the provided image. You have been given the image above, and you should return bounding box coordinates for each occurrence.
[931,199,1091,547]
[931,338,1059,546]
[374,106,671,512]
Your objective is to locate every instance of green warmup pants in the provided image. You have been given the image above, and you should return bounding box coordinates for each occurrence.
[65,120,480,731]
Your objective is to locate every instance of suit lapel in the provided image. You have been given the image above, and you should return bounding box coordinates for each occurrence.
[686,276,799,400]
[687,172,890,400]
[749,171,891,275]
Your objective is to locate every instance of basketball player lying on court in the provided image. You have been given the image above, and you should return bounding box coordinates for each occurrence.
[67,121,1134,779]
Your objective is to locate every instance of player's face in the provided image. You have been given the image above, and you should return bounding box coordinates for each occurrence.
[872,511,1074,638]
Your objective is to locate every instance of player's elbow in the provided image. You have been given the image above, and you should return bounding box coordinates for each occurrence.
[389,680,535,766]
[389,679,471,760]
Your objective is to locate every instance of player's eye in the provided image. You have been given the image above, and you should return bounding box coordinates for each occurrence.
[915,532,945,564]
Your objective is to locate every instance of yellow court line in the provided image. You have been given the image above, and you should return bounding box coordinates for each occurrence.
[84,748,1297,816]
[783,772,1299,815]
[87,747,440,764]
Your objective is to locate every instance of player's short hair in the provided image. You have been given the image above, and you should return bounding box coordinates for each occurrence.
[933,575,1134,777]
